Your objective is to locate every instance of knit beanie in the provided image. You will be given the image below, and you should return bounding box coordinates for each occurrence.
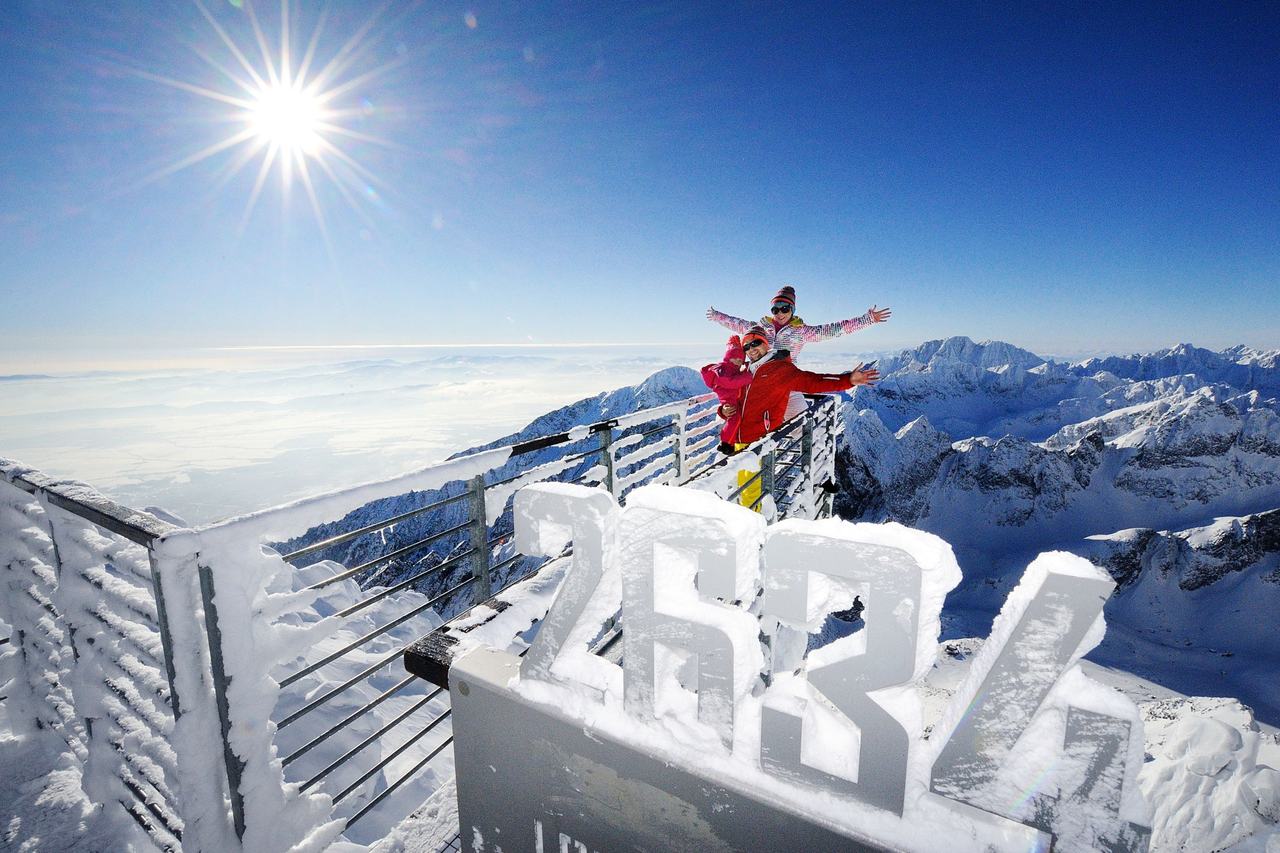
[772,285,796,309]
[742,327,770,349]
[723,335,745,362]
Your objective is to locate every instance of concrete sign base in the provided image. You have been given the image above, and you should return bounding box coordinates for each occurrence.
[450,646,888,853]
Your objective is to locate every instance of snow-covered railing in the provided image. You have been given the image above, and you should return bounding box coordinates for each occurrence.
[0,390,846,851]
[714,394,841,519]
[0,461,215,852]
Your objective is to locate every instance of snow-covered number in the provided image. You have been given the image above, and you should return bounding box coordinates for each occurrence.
[929,555,1150,851]
[618,488,764,749]
[1027,708,1152,851]
[514,484,619,683]
[758,521,939,816]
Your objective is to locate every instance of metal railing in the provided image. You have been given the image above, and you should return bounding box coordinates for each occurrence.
[0,462,188,852]
[0,389,845,851]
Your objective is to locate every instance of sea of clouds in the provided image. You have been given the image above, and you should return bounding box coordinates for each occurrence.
[0,344,883,525]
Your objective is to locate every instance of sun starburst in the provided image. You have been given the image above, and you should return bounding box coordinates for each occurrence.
[131,0,404,247]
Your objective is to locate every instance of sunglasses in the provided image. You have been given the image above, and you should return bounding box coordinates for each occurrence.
[771,304,792,314]
[743,338,766,350]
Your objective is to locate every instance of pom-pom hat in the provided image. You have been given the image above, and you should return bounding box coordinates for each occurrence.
[723,335,745,361]
[772,285,796,309]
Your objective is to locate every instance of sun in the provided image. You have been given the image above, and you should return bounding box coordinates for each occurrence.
[247,82,325,155]
[127,0,401,245]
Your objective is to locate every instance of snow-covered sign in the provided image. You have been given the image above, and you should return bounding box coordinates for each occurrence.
[447,483,1153,853]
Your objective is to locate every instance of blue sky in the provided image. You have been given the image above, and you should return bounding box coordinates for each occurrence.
[1,1,1277,363]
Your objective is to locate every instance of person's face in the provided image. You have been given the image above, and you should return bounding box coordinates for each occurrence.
[771,302,793,320]
[743,338,768,362]
[729,356,744,368]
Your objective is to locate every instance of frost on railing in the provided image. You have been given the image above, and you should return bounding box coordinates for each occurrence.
[0,480,84,753]
[0,467,188,851]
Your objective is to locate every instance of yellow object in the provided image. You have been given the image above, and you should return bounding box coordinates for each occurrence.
[737,468,762,513]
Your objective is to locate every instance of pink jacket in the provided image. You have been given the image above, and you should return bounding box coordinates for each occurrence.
[701,336,754,443]
[707,307,873,358]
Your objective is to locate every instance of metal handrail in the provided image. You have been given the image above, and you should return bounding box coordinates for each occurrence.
[303,519,474,590]
[331,548,475,622]
[343,730,453,830]
[276,575,476,730]
[282,490,471,563]
[300,686,444,793]
[281,588,459,689]
[332,704,452,804]
[281,674,418,768]
[1,462,177,547]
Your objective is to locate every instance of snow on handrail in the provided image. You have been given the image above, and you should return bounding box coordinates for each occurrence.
[0,457,178,546]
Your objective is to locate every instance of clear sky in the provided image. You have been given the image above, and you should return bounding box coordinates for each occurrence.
[2,1,1277,365]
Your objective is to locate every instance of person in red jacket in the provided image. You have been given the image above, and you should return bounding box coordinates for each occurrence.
[724,326,879,446]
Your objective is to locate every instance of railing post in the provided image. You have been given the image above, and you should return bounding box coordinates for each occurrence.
[600,428,616,497]
[147,553,182,720]
[672,412,686,483]
[801,412,815,515]
[197,561,248,842]
[39,500,114,804]
[151,546,241,852]
[761,449,776,513]
[0,533,62,742]
[823,400,840,518]
[467,475,491,600]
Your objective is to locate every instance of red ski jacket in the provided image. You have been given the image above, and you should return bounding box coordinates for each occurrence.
[733,350,854,444]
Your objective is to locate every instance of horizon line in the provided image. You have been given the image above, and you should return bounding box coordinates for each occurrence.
[208,341,723,351]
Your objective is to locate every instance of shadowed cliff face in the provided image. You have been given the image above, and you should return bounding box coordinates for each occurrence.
[1080,509,1280,593]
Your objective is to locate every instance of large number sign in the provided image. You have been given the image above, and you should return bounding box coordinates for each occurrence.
[448,484,1152,853]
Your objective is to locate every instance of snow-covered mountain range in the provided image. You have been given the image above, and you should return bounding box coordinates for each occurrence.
[837,337,1280,724]
[280,338,1280,721]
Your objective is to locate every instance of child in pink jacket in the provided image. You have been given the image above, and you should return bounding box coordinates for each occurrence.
[701,335,754,451]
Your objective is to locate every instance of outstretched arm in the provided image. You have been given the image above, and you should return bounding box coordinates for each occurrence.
[799,305,891,342]
[706,306,753,334]
[790,363,880,394]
